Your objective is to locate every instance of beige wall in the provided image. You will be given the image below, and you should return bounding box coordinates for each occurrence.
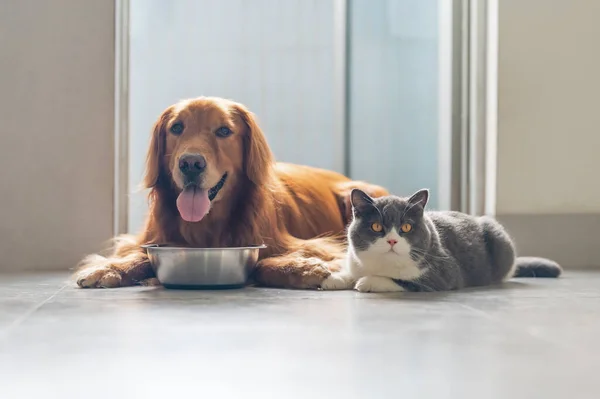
[497,0,600,215]
[497,1,600,267]
[0,0,115,271]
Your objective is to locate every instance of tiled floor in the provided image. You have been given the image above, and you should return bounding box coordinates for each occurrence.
[1,271,599,399]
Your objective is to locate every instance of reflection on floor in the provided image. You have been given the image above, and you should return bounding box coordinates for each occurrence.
[1,271,599,399]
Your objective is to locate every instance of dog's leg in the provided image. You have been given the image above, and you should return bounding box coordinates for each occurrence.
[253,254,332,289]
[253,237,345,289]
[74,235,154,288]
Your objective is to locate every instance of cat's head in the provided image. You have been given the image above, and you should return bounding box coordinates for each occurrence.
[348,188,431,258]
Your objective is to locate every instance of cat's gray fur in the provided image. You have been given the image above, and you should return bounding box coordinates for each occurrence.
[322,188,562,292]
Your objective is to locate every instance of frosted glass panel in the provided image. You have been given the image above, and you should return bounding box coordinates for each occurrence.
[128,0,447,232]
[348,0,440,207]
[128,0,338,233]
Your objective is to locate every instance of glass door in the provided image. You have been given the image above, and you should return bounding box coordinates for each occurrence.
[346,0,458,210]
[121,0,472,233]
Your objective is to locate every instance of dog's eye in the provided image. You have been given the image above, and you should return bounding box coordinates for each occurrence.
[215,126,233,138]
[170,122,184,135]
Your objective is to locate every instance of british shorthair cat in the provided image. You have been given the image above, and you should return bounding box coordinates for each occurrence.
[322,188,561,292]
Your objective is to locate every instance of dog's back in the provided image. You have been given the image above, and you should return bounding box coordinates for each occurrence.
[274,162,388,239]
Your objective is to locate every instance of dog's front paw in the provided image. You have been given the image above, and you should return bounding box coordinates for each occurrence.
[355,276,405,293]
[254,256,331,289]
[139,277,161,287]
[320,272,354,290]
[295,257,331,289]
[75,255,124,288]
[76,267,122,288]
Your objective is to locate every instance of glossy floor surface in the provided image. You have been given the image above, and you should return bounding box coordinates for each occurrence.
[1,271,599,399]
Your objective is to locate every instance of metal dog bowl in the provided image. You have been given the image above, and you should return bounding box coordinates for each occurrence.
[142,244,266,289]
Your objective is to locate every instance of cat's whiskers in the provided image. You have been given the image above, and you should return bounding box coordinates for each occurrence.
[411,248,452,262]
[420,257,439,272]
[408,249,425,262]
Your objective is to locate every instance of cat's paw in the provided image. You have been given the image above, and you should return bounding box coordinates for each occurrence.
[320,272,354,290]
[355,276,405,293]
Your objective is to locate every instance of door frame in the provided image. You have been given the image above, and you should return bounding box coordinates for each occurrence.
[460,0,499,216]
[113,0,130,235]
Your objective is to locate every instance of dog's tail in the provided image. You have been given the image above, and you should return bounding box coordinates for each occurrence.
[512,256,562,278]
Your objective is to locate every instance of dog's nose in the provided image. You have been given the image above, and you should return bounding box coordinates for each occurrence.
[178,153,207,175]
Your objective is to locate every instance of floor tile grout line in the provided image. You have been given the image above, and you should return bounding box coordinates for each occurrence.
[0,284,68,340]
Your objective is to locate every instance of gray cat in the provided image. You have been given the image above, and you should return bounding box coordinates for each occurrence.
[321,188,562,292]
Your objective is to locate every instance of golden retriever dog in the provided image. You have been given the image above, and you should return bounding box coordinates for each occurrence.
[75,97,388,289]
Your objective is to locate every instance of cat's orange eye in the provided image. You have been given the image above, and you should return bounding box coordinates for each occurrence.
[371,222,383,232]
[401,223,412,233]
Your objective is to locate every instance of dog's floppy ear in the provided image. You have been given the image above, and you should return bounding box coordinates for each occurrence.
[143,107,173,189]
[233,103,274,186]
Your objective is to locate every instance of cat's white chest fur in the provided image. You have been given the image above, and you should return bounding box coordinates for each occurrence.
[322,229,424,292]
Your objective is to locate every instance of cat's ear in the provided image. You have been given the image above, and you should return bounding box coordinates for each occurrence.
[350,189,375,216]
[408,189,429,209]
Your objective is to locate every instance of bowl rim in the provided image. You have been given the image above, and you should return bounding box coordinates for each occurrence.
[141,244,267,251]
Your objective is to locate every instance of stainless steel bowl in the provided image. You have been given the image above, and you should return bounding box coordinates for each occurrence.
[142,244,266,289]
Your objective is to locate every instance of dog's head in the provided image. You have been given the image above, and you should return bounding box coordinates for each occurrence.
[143,97,274,222]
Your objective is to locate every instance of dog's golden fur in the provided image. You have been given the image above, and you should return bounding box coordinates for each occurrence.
[75,97,388,289]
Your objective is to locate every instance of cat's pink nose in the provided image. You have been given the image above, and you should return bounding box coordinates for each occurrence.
[387,239,398,247]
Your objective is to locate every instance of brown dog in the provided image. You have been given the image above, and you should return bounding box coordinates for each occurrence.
[75,97,388,289]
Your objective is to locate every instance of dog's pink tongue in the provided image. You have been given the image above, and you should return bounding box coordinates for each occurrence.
[176,186,210,222]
